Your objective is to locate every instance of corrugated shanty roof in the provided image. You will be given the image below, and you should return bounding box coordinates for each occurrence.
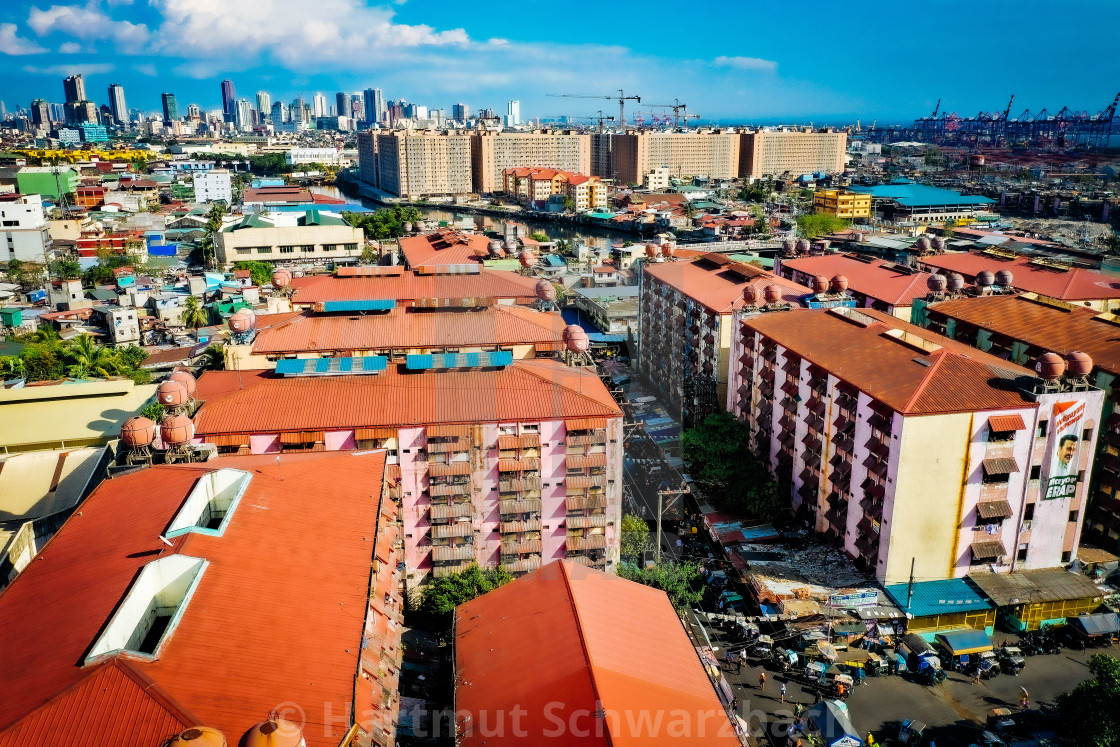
[192,359,621,435]
[399,229,492,267]
[454,561,741,747]
[968,568,1105,606]
[0,451,397,747]
[781,254,936,307]
[917,253,1120,302]
[849,181,995,208]
[644,253,812,313]
[742,307,1036,415]
[925,293,1120,376]
[252,305,565,356]
[290,268,540,306]
[884,577,993,618]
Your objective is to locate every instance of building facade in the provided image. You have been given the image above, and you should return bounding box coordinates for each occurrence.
[502,167,607,210]
[190,359,624,584]
[0,194,50,263]
[214,211,363,267]
[375,130,473,198]
[611,130,740,185]
[471,130,592,194]
[192,168,233,203]
[814,189,871,219]
[728,306,1105,584]
[739,128,847,180]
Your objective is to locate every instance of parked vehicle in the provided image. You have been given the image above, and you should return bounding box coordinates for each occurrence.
[975,650,1000,679]
[996,646,1026,675]
[898,719,927,745]
[750,634,774,657]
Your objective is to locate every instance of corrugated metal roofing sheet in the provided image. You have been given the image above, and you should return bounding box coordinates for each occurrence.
[275,355,388,376]
[918,254,1120,302]
[406,350,514,370]
[976,500,1013,520]
[782,254,935,307]
[454,561,740,747]
[291,268,540,307]
[319,299,396,312]
[988,414,1026,432]
[645,256,811,313]
[982,457,1019,475]
[968,568,1103,606]
[884,577,992,617]
[971,539,1007,560]
[935,628,993,655]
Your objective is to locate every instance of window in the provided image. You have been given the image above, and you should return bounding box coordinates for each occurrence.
[257,247,272,254]
[344,243,358,251]
[279,245,294,254]
[1017,544,1028,562]
[1024,503,1035,521]
[1030,465,1041,480]
[1037,420,1048,439]
[322,244,337,252]
[236,248,251,255]
[166,468,250,536]
[1083,428,1094,442]
[300,245,315,253]
[1061,551,1072,563]
[1070,510,1079,523]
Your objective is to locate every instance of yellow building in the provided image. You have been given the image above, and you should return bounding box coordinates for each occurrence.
[813,189,871,219]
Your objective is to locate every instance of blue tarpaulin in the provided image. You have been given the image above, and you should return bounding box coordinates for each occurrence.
[1068,613,1120,637]
[406,351,513,370]
[807,700,863,747]
[276,356,387,376]
[320,299,396,312]
[935,628,993,656]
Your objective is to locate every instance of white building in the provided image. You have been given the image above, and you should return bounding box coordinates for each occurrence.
[286,147,341,165]
[506,100,521,127]
[644,167,670,190]
[104,306,140,345]
[192,169,233,204]
[0,194,51,263]
[313,93,327,118]
[213,210,363,268]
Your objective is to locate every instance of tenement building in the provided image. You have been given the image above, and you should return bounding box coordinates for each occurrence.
[374,130,473,198]
[728,306,1105,585]
[739,128,847,180]
[610,130,741,185]
[471,130,592,194]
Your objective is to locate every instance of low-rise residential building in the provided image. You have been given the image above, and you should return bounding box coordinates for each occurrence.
[74,185,107,209]
[502,167,607,210]
[0,193,51,263]
[775,252,937,320]
[849,180,997,225]
[739,128,847,180]
[98,305,140,345]
[289,265,543,308]
[190,359,624,583]
[454,560,742,747]
[213,210,362,268]
[0,451,405,747]
[191,168,232,204]
[814,189,872,219]
[728,306,1106,585]
[226,304,567,369]
[916,250,1120,312]
[398,228,492,268]
[916,292,1120,555]
[241,184,314,211]
[639,252,811,424]
[569,285,639,335]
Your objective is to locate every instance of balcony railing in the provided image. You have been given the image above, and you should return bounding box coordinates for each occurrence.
[500,499,542,517]
[566,534,607,551]
[432,544,476,562]
[430,522,474,539]
[500,518,542,534]
[566,514,608,529]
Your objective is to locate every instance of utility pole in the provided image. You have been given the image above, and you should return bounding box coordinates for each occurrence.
[906,557,916,609]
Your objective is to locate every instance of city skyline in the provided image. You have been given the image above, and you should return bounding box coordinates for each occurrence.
[0,0,1117,123]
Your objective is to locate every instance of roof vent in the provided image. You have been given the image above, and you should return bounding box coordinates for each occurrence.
[86,554,208,663]
[166,468,251,537]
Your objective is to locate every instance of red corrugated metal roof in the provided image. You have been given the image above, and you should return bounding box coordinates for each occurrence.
[399,230,491,267]
[782,254,935,307]
[645,255,811,313]
[988,414,1027,431]
[918,253,1120,302]
[744,308,1037,415]
[290,269,540,306]
[0,451,393,747]
[252,305,564,355]
[193,360,622,435]
[455,561,739,747]
[926,293,1120,376]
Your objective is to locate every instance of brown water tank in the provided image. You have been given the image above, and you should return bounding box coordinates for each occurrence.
[157,380,189,408]
[829,275,849,293]
[168,370,197,397]
[228,310,255,333]
[120,416,156,447]
[763,284,783,304]
[567,331,590,353]
[270,270,292,289]
[1035,352,1066,380]
[241,719,303,747]
[931,237,946,252]
[976,270,996,287]
[946,273,965,292]
[742,286,759,306]
[1065,351,1093,377]
[926,274,947,292]
[811,275,829,294]
[645,243,658,258]
[562,324,582,341]
[662,244,675,257]
[165,727,228,747]
[796,238,811,254]
[519,250,537,268]
[160,415,195,446]
[995,269,1014,287]
[535,280,556,302]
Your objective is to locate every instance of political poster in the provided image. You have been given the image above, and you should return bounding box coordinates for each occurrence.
[1044,400,1084,500]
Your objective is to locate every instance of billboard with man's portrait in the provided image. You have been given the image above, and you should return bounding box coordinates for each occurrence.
[1044,400,1084,500]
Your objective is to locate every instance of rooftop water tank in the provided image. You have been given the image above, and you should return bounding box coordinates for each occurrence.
[168,370,197,397]
[156,379,189,408]
[1065,351,1093,378]
[1035,352,1066,381]
[271,270,291,289]
[160,415,195,446]
[120,416,156,447]
[829,275,849,293]
[763,284,783,304]
[946,273,965,292]
[927,274,947,292]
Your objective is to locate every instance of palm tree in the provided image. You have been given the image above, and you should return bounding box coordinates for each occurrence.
[199,343,226,371]
[63,334,121,379]
[182,296,208,329]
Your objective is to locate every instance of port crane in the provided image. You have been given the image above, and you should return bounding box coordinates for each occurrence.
[547,90,640,125]
[542,111,616,132]
[646,99,700,127]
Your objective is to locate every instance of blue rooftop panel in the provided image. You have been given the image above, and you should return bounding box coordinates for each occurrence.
[405,350,514,370]
[275,356,387,376]
[849,182,995,208]
[884,578,992,618]
[320,299,396,312]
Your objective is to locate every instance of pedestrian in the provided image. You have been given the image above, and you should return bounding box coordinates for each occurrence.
[726,651,733,670]
[973,668,981,685]
[794,703,804,720]
[866,732,876,747]
[758,671,767,690]
[780,682,787,703]
[730,697,739,713]
[735,656,742,674]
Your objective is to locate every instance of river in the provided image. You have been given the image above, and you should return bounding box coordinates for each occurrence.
[311,184,624,249]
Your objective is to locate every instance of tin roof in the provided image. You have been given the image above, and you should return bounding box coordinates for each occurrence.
[849,182,995,208]
[781,254,935,307]
[968,568,1104,606]
[743,307,1036,415]
[290,268,540,306]
[192,359,621,435]
[0,452,396,747]
[399,229,491,267]
[925,293,1120,376]
[917,253,1120,302]
[645,254,811,314]
[884,577,992,618]
[455,560,740,747]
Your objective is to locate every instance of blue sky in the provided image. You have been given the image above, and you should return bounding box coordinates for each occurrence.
[1,0,1118,124]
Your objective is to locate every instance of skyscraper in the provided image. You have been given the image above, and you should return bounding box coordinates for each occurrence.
[221,79,236,116]
[271,100,287,124]
[336,92,352,122]
[234,99,253,131]
[107,83,127,125]
[161,93,178,125]
[452,103,469,122]
[506,100,521,127]
[256,91,271,118]
[30,99,50,127]
[313,93,327,118]
[362,88,386,125]
[187,103,201,119]
[291,98,306,123]
[63,74,85,104]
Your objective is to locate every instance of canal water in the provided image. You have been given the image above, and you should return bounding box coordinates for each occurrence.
[312,184,623,249]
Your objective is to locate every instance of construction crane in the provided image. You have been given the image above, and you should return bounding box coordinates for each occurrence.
[930,98,941,119]
[542,111,616,132]
[646,99,698,127]
[547,89,640,125]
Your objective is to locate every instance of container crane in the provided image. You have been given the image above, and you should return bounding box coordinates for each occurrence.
[646,99,698,127]
[547,89,640,125]
[542,111,616,132]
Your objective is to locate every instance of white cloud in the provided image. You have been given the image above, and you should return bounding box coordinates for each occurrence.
[134,62,158,76]
[58,40,81,53]
[28,2,150,46]
[0,22,47,54]
[713,55,778,72]
[23,61,116,75]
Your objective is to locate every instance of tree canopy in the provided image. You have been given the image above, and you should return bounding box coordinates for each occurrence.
[617,560,703,612]
[796,213,850,239]
[620,513,651,563]
[416,564,513,624]
[343,206,423,241]
[1,331,150,383]
[231,260,275,287]
[681,412,783,519]
[1058,653,1120,747]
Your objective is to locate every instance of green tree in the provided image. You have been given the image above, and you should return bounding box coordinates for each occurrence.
[617,560,704,611]
[19,346,65,380]
[530,231,549,242]
[562,196,576,212]
[200,343,226,371]
[417,564,513,620]
[50,258,82,280]
[1058,654,1120,747]
[63,334,121,379]
[181,296,208,329]
[231,260,274,287]
[682,412,783,519]
[620,513,652,562]
[1104,231,1120,257]
[796,213,850,239]
[941,220,957,240]
[140,401,165,422]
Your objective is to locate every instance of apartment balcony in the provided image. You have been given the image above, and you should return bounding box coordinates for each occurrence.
[500,518,542,534]
[432,559,473,578]
[428,461,472,477]
[566,475,606,490]
[430,503,472,521]
[567,453,607,470]
[432,544,476,562]
[430,482,471,497]
[500,539,543,557]
[430,522,474,539]
[499,476,542,493]
[566,493,607,511]
[566,514,608,529]
[497,434,541,451]
[500,498,542,518]
[566,431,607,447]
[501,556,543,574]
[428,438,468,454]
[498,457,541,474]
[566,554,607,569]
[566,534,607,551]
